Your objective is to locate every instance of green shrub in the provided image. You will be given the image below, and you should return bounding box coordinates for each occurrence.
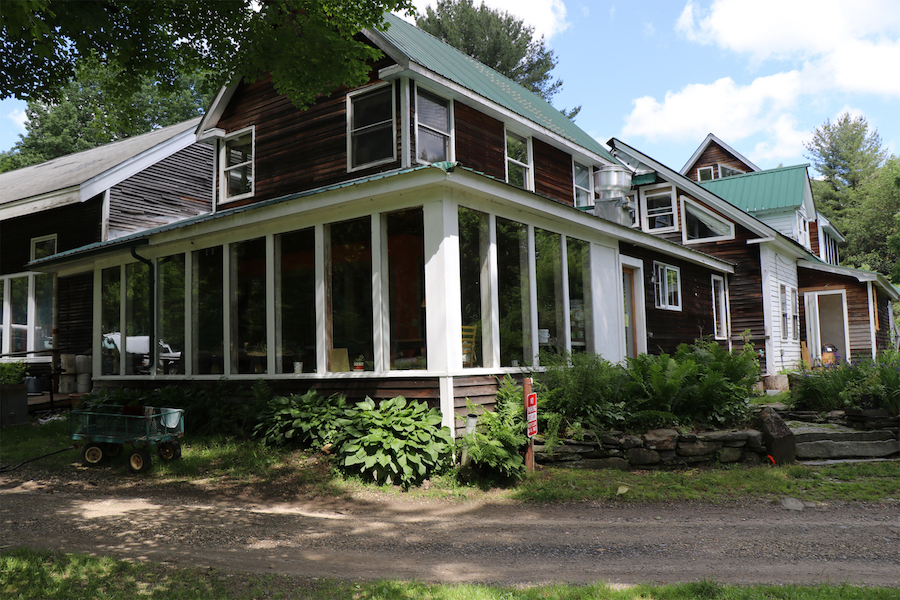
[457,377,527,482]
[254,388,348,449]
[792,350,900,415]
[0,362,27,385]
[334,396,453,489]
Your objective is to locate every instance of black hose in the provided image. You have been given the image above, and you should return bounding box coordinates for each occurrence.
[0,445,75,472]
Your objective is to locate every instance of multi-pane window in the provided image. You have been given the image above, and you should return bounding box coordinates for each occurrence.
[416,88,451,163]
[712,275,728,340]
[642,186,677,231]
[573,162,593,207]
[348,84,395,170]
[221,129,254,201]
[505,131,532,190]
[654,262,681,311]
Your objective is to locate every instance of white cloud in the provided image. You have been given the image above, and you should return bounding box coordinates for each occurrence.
[8,108,28,132]
[410,0,569,39]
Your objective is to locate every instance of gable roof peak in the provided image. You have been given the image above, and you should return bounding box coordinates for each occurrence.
[680,133,761,176]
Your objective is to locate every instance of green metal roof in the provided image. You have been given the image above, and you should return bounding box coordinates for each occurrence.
[698,164,810,213]
[377,13,616,163]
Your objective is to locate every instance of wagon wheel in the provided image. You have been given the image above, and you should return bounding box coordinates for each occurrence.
[103,443,122,458]
[81,444,105,467]
[157,441,182,460]
[127,448,152,473]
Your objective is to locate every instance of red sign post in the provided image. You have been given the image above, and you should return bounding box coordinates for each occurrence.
[523,378,536,473]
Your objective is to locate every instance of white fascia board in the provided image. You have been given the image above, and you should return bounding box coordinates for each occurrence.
[798,259,900,301]
[0,186,81,219]
[80,126,199,200]
[196,79,242,137]
[379,62,618,168]
[679,133,761,175]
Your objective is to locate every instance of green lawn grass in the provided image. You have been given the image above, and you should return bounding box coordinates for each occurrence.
[1,548,897,600]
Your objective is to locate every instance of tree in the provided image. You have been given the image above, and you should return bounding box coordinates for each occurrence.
[1,0,415,111]
[416,0,579,118]
[0,58,213,173]
[804,113,887,194]
[839,156,900,278]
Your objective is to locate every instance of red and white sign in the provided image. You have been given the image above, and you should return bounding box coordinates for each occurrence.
[526,392,537,437]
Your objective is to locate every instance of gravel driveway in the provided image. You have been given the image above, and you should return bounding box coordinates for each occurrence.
[1,474,899,588]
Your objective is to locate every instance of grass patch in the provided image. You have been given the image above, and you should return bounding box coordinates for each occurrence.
[2,549,897,600]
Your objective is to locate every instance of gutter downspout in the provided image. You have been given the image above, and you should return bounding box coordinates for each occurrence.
[130,245,155,373]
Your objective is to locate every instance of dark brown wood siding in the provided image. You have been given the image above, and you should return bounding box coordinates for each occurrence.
[452,375,500,437]
[214,57,401,208]
[57,272,93,354]
[1,195,103,276]
[798,270,875,359]
[808,220,820,257]
[107,143,213,237]
[533,138,574,206]
[620,243,721,354]
[684,141,754,182]
[454,101,505,180]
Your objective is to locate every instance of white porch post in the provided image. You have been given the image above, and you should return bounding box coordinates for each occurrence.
[423,195,461,431]
[591,243,621,361]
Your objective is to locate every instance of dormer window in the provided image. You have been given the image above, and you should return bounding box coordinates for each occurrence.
[347,83,396,171]
[220,127,254,202]
[415,87,452,163]
[505,130,532,190]
[573,162,593,207]
[697,166,714,181]
[719,165,743,178]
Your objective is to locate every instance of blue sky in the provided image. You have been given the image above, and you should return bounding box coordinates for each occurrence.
[3,0,899,175]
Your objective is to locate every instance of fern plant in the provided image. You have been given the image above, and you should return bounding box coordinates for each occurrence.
[334,396,453,489]
[457,377,527,482]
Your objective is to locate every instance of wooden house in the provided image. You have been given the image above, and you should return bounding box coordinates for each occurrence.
[27,14,734,433]
[0,118,213,372]
[608,135,898,374]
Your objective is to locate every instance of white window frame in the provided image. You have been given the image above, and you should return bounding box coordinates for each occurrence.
[697,166,715,181]
[653,261,682,311]
[218,126,255,204]
[791,288,800,340]
[718,164,743,178]
[414,84,453,165]
[504,128,533,191]
[640,184,678,234]
[780,284,789,340]
[681,197,735,244]
[712,274,729,341]
[572,160,594,207]
[0,272,54,362]
[30,234,58,261]
[346,82,397,173]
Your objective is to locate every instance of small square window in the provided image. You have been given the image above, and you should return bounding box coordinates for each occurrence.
[31,234,57,261]
[348,84,396,171]
[697,166,715,181]
[654,262,681,311]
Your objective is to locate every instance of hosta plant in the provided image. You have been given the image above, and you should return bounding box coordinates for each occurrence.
[334,396,453,489]
[254,388,348,449]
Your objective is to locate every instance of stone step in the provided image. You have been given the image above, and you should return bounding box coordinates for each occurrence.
[795,439,900,460]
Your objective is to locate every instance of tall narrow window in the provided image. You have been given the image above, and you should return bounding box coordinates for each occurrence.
[505,131,531,190]
[712,275,728,340]
[573,162,593,207]
[459,207,490,368]
[124,262,150,375]
[193,246,224,374]
[232,238,267,374]
[387,208,426,370]
[535,228,564,358]
[221,128,254,202]
[416,88,451,163]
[100,268,121,375]
[328,217,373,371]
[792,288,800,340]
[780,284,788,340]
[496,217,531,366]
[348,84,395,171]
[654,262,681,311]
[157,254,185,375]
[567,238,591,354]
[276,228,316,374]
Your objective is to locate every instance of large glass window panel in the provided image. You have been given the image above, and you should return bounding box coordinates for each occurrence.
[34,273,53,352]
[386,208,426,370]
[193,247,224,374]
[496,217,531,367]
[459,207,489,368]
[100,267,121,375]
[232,238,267,374]
[0,281,4,353]
[567,238,591,354]
[157,254,185,375]
[535,229,564,358]
[9,277,28,355]
[276,228,316,374]
[329,217,373,371]
[125,262,150,375]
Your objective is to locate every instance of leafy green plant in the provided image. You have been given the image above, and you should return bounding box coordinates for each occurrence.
[334,396,453,489]
[0,362,27,385]
[254,388,348,449]
[792,350,900,415]
[457,377,527,482]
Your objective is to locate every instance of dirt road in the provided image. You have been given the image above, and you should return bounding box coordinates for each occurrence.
[1,476,898,587]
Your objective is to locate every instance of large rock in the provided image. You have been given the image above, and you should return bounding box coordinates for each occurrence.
[754,408,795,464]
[643,429,678,450]
[717,447,743,463]
[795,439,900,459]
[677,440,723,456]
[626,448,661,465]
